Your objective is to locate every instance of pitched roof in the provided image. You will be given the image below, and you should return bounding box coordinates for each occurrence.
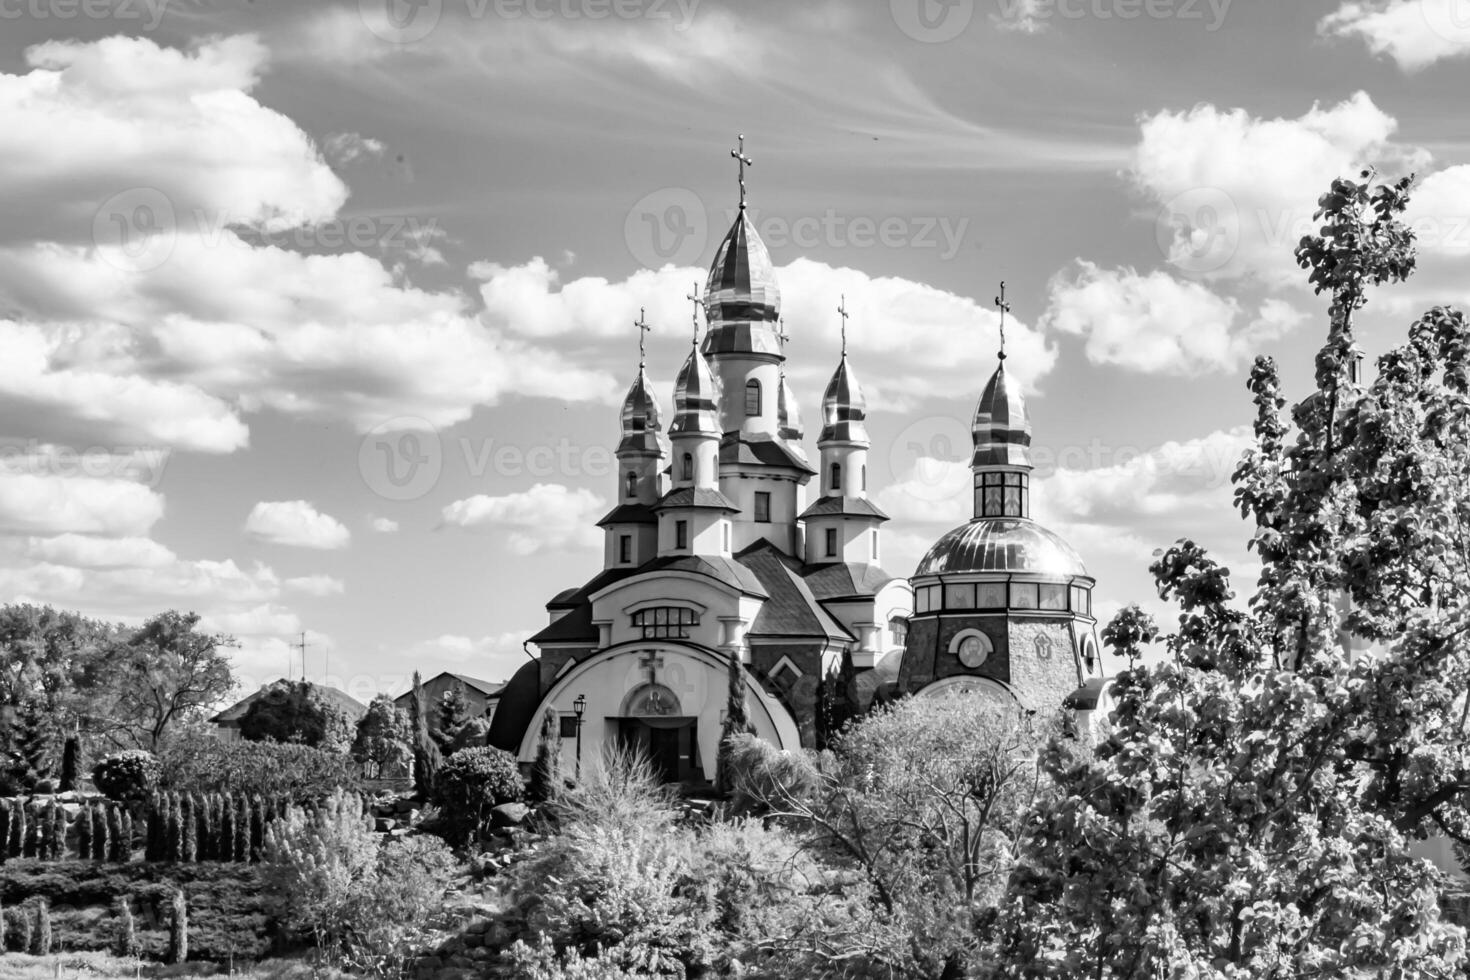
[797,495,890,522]
[390,672,507,703]
[737,541,851,640]
[596,502,658,527]
[719,432,815,474]
[655,487,740,512]
[802,561,896,600]
[211,680,368,725]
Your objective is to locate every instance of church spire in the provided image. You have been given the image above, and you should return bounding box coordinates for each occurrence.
[731,134,752,211]
[972,282,1033,520]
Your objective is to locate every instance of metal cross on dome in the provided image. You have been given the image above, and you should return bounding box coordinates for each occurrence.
[685,283,702,345]
[775,317,790,354]
[994,281,1011,361]
[837,294,850,357]
[635,307,652,368]
[731,134,752,210]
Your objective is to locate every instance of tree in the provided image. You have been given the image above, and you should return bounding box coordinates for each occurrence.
[997,171,1469,977]
[433,746,524,844]
[434,680,470,747]
[714,650,752,796]
[102,611,236,751]
[408,672,441,798]
[238,679,353,751]
[529,707,562,803]
[351,695,411,778]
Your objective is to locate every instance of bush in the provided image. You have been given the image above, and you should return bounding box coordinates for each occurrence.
[262,791,456,973]
[91,751,162,803]
[160,738,361,799]
[723,732,818,815]
[432,747,523,844]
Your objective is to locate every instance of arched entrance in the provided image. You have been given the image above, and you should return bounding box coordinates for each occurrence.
[616,682,704,784]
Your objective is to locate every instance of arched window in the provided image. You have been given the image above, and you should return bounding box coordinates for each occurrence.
[682,453,694,481]
[624,471,637,499]
[744,380,762,417]
[829,462,842,492]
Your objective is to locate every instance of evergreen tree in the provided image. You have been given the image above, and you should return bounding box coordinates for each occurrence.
[166,889,187,964]
[408,671,441,798]
[77,803,92,861]
[167,792,182,862]
[8,799,23,859]
[180,793,196,862]
[115,808,132,862]
[114,896,139,958]
[0,896,6,953]
[34,900,49,956]
[528,707,562,803]
[0,803,7,864]
[10,701,54,792]
[21,802,37,858]
[47,800,64,859]
[434,680,471,747]
[248,794,265,862]
[234,794,249,862]
[715,649,753,795]
[15,902,30,954]
[58,735,80,793]
[218,793,233,862]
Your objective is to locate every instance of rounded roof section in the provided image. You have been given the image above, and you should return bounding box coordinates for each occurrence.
[819,357,869,445]
[620,369,662,432]
[705,210,781,325]
[777,373,804,441]
[669,345,720,436]
[915,518,1087,578]
[973,361,1032,469]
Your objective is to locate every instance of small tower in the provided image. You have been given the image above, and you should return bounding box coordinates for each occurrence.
[656,326,738,557]
[899,284,1101,711]
[599,310,666,569]
[799,298,888,566]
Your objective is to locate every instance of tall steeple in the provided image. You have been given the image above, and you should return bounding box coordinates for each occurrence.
[656,300,738,556]
[972,283,1033,520]
[599,309,668,569]
[800,297,887,565]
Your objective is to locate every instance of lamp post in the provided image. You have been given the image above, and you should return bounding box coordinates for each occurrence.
[573,694,587,778]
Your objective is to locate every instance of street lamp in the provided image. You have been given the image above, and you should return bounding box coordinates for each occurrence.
[572,694,587,778]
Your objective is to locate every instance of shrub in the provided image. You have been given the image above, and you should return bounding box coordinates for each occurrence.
[35,898,50,955]
[160,738,361,799]
[115,895,140,958]
[238,680,355,752]
[433,746,524,844]
[263,791,456,972]
[167,888,187,963]
[723,732,817,816]
[92,750,163,802]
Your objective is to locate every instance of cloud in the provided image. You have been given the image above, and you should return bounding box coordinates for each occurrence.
[1320,0,1470,71]
[475,256,1058,410]
[0,35,346,245]
[1133,92,1421,287]
[284,574,346,596]
[441,483,604,555]
[407,632,532,684]
[323,132,386,166]
[24,534,176,569]
[245,501,351,550]
[0,470,163,537]
[370,517,400,533]
[1041,263,1308,375]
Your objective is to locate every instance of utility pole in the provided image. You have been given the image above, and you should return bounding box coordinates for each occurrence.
[294,631,310,681]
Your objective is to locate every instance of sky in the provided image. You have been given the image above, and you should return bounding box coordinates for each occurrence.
[0,0,1468,701]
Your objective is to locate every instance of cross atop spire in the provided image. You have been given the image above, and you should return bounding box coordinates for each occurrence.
[634,307,652,368]
[730,134,752,211]
[685,282,702,345]
[775,316,790,354]
[993,281,1011,361]
[837,294,850,357]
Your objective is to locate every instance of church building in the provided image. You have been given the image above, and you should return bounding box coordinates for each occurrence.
[488,143,1106,783]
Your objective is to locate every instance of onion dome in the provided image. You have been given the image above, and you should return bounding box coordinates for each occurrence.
[819,356,869,446]
[777,373,804,441]
[915,518,1086,578]
[702,211,783,357]
[669,346,721,436]
[973,361,1032,470]
[617,368,665,455]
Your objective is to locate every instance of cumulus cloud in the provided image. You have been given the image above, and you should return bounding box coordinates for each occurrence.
[284,574,346,596]
[1321,0,1470,71]
[407,632,532,684]
[245,501,351,550]
[475,256,1057,409]
[1134,92,1420,287]
[441,483,604,556]
[370,517,400,533]
[0,470,163,537]
[1041,263,1308,375]
[24,534,175,569]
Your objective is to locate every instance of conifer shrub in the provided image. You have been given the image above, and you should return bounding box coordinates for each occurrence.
[114,895,140,958]
[34,898,50,955]
[433,746,524,844]
[160,739,360,799]
[167,888,187,963]
[92,751,163,803]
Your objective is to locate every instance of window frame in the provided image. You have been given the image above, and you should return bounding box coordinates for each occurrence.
[675,519,689,550]
[824,527,838,557]
[753,491,772,523]
[744,379,762,417]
